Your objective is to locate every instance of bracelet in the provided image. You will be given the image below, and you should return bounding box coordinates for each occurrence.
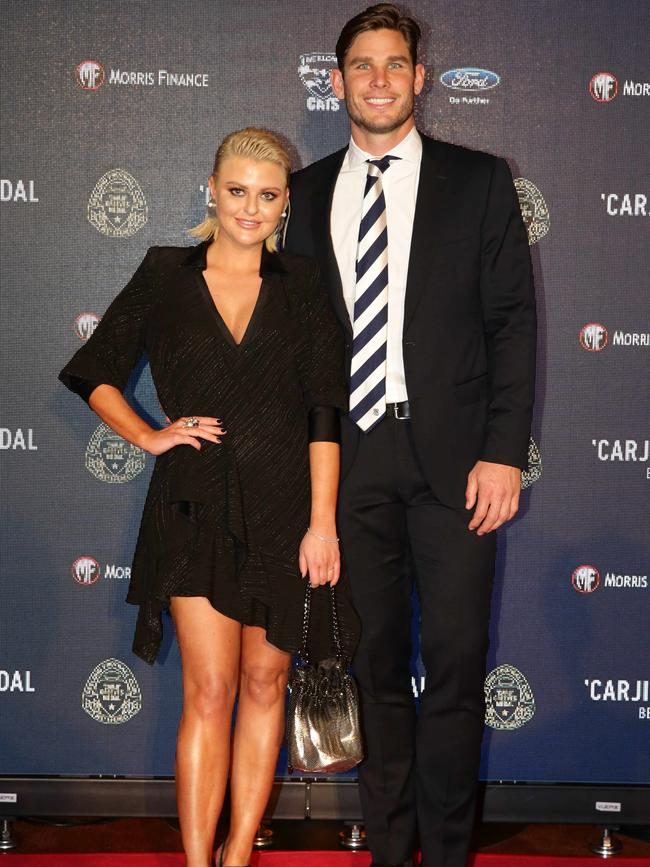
[307,526,339,543]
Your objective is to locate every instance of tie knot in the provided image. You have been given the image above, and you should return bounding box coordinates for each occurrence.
[367,155,398,174]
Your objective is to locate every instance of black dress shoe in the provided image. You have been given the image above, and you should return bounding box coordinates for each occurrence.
[370,861,413,867]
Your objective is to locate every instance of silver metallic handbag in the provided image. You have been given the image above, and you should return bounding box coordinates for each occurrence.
[286,582,363,773]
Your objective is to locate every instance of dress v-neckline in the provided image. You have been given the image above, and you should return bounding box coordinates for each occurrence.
[198,273,267,349]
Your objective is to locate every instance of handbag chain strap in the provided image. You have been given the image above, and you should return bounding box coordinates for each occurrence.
[299,580,312,663]
[299,582,343,664]
[329,583,343,661]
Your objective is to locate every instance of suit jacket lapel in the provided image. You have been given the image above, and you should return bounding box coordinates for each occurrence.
[404,135,451,330]
[312,149,352,334]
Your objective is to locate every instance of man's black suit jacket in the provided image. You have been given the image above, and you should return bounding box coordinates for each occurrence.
[284,133,536,509]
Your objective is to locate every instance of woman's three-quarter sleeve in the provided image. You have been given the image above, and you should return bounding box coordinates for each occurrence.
[59,248,157,403]
[308,405,340,443]
[294,262,348,422]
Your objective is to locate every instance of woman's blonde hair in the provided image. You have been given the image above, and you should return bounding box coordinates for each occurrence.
[190,127,291,252]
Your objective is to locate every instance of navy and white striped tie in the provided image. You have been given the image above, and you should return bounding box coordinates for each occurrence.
[349,155,397,431]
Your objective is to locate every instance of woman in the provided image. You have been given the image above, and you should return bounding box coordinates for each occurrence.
[59,128,358,867]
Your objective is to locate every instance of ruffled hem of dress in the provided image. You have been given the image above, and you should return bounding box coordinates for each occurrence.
[125,449,359,666]
[127,524,357,666]
[126,499,309,664]
[129,586,310,667]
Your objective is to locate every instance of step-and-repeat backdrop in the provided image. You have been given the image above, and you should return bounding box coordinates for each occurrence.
[1,0,648,786]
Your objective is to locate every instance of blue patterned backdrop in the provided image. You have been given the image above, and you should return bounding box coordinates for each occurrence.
[1,0,648,786]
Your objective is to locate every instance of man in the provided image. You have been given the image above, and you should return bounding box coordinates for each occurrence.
[284,5,536,866]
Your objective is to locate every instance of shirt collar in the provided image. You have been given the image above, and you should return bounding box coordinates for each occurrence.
[346,126,422,170]
[181,239,286,275]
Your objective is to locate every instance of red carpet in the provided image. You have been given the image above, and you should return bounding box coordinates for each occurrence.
[3,855,649,866]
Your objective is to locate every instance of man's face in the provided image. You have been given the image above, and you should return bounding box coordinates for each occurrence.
[331,28,425,136]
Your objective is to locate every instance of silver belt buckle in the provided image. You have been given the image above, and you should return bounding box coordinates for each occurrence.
[390,402,408,420]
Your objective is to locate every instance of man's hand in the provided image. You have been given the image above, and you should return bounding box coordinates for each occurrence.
[465,460,521,535]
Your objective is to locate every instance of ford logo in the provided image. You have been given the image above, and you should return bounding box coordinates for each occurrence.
[440,68,501,91]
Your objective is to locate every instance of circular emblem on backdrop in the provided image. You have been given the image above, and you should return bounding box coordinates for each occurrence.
[579,322,608,352]
[71,556,101,586]
[75,60,105,91]
[74,312,101,341]
[589,72,618,103]
[298,53,338,99]
[87,169,148,238]
[82,658,142,725]
[85,422,146,484]
[520,437,542,490]
[485,664,535,730]
[514,178,550,245]
[572,564,601,594]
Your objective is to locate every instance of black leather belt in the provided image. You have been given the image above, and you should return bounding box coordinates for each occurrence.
[386,400,411,419]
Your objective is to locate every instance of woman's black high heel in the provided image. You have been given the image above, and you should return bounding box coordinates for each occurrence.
[215,840,249,867]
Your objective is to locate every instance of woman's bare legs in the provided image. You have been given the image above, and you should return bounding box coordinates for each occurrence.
[223,626,291,866]
[171,597,242,867]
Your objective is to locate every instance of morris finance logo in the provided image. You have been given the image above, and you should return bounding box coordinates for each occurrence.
[440,68,500,105]
[484,664,535,730]
[580,322,648,350]
[298,53,340,111]
[74,312,101,341]
[580,322,608,352]
[514,178,550,245]
[584,678,649,720]
[589,72,618,102]
[74,60,208,89]
[622,80,650,96]
[82,658,142,725]
[71,556,132,585]
[573,563,647,592]
[85,422,146,484]
[75,60,105,91]
[589,72,649,102]
[611,330,650,347]
[572,564,600,593]
[71,556,101,586]
[603,572,648,589]
[87,169,148,238]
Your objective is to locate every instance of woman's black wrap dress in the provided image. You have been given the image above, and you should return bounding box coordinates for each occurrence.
[59,242,359,665]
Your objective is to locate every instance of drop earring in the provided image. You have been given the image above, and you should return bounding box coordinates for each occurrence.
[275,208,289,249]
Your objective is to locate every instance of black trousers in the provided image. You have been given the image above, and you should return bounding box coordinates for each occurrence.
[338,417,496,867]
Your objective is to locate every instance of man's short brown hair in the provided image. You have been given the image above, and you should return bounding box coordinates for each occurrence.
[335,3,421,71]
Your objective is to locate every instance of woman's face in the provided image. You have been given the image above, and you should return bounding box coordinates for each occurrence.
[208,156,288,251]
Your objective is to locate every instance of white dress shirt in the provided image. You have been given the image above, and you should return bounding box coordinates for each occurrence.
[330,126,422,403]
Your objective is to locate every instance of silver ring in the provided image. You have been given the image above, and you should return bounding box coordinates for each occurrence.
[183,416,199,429]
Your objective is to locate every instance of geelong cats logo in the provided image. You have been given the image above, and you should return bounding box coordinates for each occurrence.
[298,53,340,111]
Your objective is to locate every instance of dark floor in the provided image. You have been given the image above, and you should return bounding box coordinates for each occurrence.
[4,817,650,859]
